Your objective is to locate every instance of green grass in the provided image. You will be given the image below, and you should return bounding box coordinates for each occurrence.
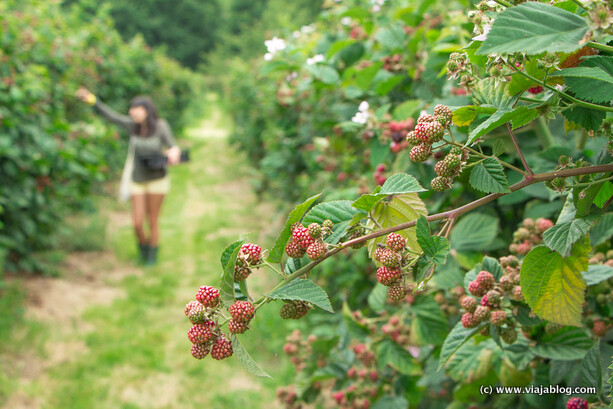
[0,98,295,409]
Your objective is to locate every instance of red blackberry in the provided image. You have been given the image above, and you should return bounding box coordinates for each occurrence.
[196,286,220,308]
[228,300,255,323]
[592,320,607,337]
[285,240,306,258]
[475,271,495,290]
[468,280,486,297]
[376,266,402,286]
[385,233,406,253]
[418,113,436,123]
[512,286,523,301]
[490,310,507,326]
[228,319,249,334]
[499,275,514,291]
[414,121,444,143]
[188,321,215,344]
[240,243,262,264]
[461,312,477,328]
[409,144,431,162]
[306,241,327,260]
[566,397,588,409]
[376,248,401,268]
[184,300,200,317]
[211,336,233,360]
[191,343,210,360]
[460,296,478,313]
[187,303,206,324]
[280,300,311,319]
[292,226,315,250]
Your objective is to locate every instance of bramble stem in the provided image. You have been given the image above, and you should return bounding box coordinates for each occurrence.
[492,0,513,7]
[587,41,613,54]
[566,175,613,189]
[506,123,533,177]
[569,0,585,8]
[448,140,526,175]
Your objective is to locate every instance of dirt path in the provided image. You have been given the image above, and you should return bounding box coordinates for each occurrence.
[1,97,284,409]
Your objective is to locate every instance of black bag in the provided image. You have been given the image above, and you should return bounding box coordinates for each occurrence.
[139,149,190,171]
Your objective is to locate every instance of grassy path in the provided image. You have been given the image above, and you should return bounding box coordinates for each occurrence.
[0,95,292,409]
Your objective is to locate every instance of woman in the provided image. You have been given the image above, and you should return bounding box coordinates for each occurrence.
[76,86,180,265]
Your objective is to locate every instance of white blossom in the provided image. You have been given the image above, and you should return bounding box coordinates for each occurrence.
[301,25,315,34]
[358,101,369,112]
[351,111,369,124]
[340,17,352,26]
[472,23,492,42]
[264,53,273,61]
[265,37,286,54]
[306,54,325,65]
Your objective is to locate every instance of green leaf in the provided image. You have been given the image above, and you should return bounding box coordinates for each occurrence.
[562,105,606,132]
[469,158,511,194]
[221,240,243,271]
[268,193,322,263]
[372,396,409,409]
[352,174,426,213]
[594,182,613,208]
[393,99,423,121]
[376,339,420,375]
[374,24,406,50]
[219,243,243,306]
[477,2,589,55]
[452,105,497,127]
[520,238,590,326]
[449,213,499,252]
[562,56,613,103]
[582,264,613,286]
[580,341,602,394]
[467,107,539,145]
[446,339,496,382]
[410,296,449,345]
[230,334,271,378]
[532,327,593,360]
[354,61,383,91]
[366,193,428,256]
[438,321,482,369]
[268,279,333,313]
[590,213,613,246]
[303,200,360,225]
[509,61,546,95]
[416,216,449,265]
[352,194,385,213]
[368,283,388,314]
[471,78,514,109]
[542,218,597,257]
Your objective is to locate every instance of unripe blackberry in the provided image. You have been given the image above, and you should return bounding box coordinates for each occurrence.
[376,266,402,286]
[376,248,401,268]
[228,319,249,334]
[228,300,255,323]
[285,240,306,258]
[418,113,436,123]
[474,305,491,323]
[234,262,252,281]
[460,296,478,313]
[240,243,262,264]
[443,153,461,170]
[307,223,322,239]
[196,286,220,308]
[434,160,455,177]
[386,233,406,253]
[592,320,607,337]
[485,290,502,306]
[500,327,517,344]
[188,303,206,324]
[475,271,495,290]
[184,300,200,317]
[211,336,233,360]
[280,300,311,319]
[566,397,588,409]
[306,241,327,260]
[322,219,334,236]
[431,176,453,191]
[409,143,431,162]
[490,310,507,326]
[461,312,478,328]
[433,104,452,125]
[512,286,523,301]
[468,280,486,297]
[292,226,315,250]
[188,322,215,344]
[406,130,420,145]
[499,275,514,291]
[387,282,407,301]
[191,343,210,360]
[480,294,492,307]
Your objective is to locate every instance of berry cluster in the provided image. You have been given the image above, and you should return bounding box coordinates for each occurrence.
[381,119,414,154]
[373,163,387,186]
[433,286,464,317]
[282,329,317,371]
[508,218,554,256]
[373,233,410,300]
[331,343,380,409]
[566,397,588,409]
[185,286,234,360]
[381,315,410,346]
[286,220,333,260]
[234,242,263,281]
[382,54,403,72]
[228,300,255,334]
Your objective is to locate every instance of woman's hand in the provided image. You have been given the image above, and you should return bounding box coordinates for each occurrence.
[166,146,181,165]
[75,86,96,105]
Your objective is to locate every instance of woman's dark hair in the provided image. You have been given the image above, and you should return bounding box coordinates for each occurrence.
[130,96,158,137]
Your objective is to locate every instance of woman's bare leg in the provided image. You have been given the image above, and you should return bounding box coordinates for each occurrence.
[131,194,148,244]
[145,194,165,247]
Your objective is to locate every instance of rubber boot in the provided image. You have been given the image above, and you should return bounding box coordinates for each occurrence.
[146,246,158,266]
[138,243,150,264]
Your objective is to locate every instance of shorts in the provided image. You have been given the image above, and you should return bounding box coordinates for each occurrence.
[130,176,170,195]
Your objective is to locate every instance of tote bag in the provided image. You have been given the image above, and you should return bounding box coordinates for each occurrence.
[118,138,135,202]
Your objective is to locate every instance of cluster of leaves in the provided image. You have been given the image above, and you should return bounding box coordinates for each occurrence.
[0,0,205,273]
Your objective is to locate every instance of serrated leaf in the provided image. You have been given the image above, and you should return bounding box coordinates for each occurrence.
[563,56,613,103]
[416,216,449,265]
[371,396,409,409]
[380,173,427,194]
[580,341,602,394]
[368,283,388,314]
[220,244,243,306]
[438,321,482,369]
[352,194,386,213]
[393,99,422,121]
[303,200,360,224]
[520,237,590,326]
[446,339,496,382]
[376,340,420,375]
[230,334,271,378]
[268,193,322,263]
[449,213,499,252]
[354,61,383,91]
[590,213,613,246]
[452,105,497,127]
[268,279,333,312]
[374,24,406,50]
[410,296,448,345]
[562,104,606,131]
[594,182,613,208]
[477,2,589,55]
[532,327,593,360]
[542,218,597,257]
[471,78,514,109]
[582,264,613,286]
[366,193,428,257]
[469,158,511,194]
[221,240,243,271]
[467,107,539,145]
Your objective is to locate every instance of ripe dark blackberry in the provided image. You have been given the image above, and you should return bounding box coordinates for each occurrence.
[292,226,315,250]
[228,319,249,334]
[566,397,588,409]
[475,271,495,290]
[490,310,507,326]
[191,343,210,360]
[500,327,517,344]
[211,336,233,360]
[461,312,477,328]
[228,300,255,323]
[473,305,491,323]
[307,223,322,239]
[460,296,478,313]
[409,143,431,163]
[433,104,453,125]
[376,248,401,268]
[240,243,262,264]
[431,176,453,192]
[387,282,407,301]
[188,321,215,344]
[306,241,326,260]
[386,233,406,253]
[468,280,486,296]
[280,300,311,319]
[285,240,306,258]
[376,266,402,286]
[196,286,220,308]
[187,303,206,324]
